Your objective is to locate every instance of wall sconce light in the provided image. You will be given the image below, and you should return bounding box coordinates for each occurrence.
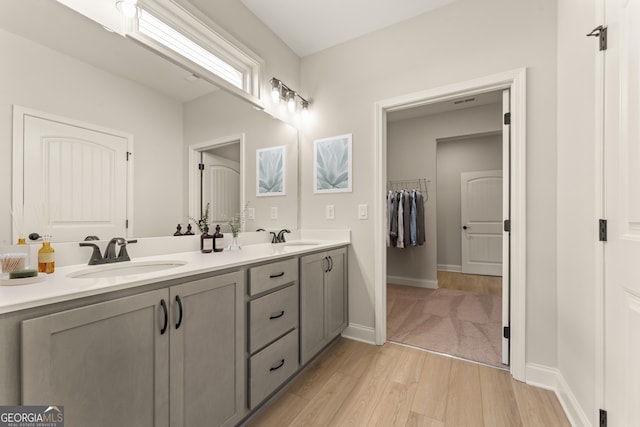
[270,77,311,115]
[115,0,141,18]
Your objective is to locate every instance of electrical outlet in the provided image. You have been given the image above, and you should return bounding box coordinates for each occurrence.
[326,205,335,220]
[270,207,278,220]
[358,204,368,220]
[247,207,255,220]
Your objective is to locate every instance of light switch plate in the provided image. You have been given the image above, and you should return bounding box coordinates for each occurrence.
[326,205,335,220]
[270,207,278,220]
[358,204,368,220]
[247,207,255,220]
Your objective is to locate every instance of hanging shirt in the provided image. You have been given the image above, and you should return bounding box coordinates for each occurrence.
[397,192,405,248]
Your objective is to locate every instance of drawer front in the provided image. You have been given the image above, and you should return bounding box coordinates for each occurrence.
[249,329,299,408]
[249,284,299,354]
[249,258,298,296]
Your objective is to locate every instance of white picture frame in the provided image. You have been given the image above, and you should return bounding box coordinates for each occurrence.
[313,133,353,193]
[256,145,286,197]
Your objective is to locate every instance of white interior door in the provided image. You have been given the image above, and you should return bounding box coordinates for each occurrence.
[202,152,240,228]
[461,170,503,276]
[604,0,640,424]
[501,89,511,365]
[20,113,129,242]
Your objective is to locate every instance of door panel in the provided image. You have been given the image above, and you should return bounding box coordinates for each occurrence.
[501,88,511,365]
[169,272,245,427]
[604,0,640,424]
[22,114,128,241]
[202,151,240,226]
[461,170,503,276]
[22,290,169,427]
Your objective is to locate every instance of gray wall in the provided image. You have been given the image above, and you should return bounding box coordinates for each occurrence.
[436,133,502,269]
[300,0,558,368]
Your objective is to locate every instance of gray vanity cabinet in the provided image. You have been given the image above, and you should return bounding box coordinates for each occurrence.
[300,247,348,365]
[247,258,299,409]
[169,272,245,427]
[21,271,245,427]
[22,289,170,427]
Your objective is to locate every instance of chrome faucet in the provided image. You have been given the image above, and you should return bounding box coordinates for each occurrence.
[276,229,291,243]
[80,237,137,265]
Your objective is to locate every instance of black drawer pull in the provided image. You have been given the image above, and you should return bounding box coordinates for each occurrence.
[270,359,285,371]
[269,272,285,279]
[160,299,168,335]
[269,310,285,320]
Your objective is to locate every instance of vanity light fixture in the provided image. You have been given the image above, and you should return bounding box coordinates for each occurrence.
[269,77,311,115]
[115,0,141,19]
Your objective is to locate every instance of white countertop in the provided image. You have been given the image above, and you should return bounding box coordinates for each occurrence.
[0,237,350,315]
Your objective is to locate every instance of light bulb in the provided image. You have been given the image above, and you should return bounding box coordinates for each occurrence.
[287,91,296,113]
[271,86,280,103]
[301,100,310,119]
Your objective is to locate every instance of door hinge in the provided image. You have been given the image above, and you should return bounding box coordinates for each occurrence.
[126,151,132,161]
[504,112,511,125]
[504,219,511,232]
[198,163,205,171]
[599,219,607,242]
[587,25,607,51]
[503,326,510,339]
[599,409,607,427]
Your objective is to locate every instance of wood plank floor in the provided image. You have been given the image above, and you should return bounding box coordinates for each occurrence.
[244,338,570,427]
[437,271,502,296]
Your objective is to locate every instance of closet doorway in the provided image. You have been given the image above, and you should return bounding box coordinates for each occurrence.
[385,89,509,368]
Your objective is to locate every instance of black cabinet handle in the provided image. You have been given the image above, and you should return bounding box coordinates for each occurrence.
[269,272,285,279]
[160,299,168,335]
[175,295,183,329]
[463,225,468,230]
[328,256,334,272]
[269,359,285,371]
[269,310,285,320]
[324,257,329,273]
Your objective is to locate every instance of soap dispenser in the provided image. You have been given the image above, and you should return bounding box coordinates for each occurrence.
[213,225,224,252]
[200,226,213,253]
[38,234,55,274]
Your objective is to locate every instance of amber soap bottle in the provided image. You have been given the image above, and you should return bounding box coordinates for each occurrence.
[38,234,55,274]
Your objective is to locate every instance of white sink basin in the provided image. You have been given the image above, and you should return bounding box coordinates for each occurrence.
[68,260,187,279]
[280,242,320,252]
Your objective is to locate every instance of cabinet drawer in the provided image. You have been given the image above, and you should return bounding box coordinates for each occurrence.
[249,329,299,408]
[249,258,298,296]
[249,284,299,354]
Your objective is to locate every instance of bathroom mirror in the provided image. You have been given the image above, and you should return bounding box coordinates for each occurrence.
[1,0,299,243]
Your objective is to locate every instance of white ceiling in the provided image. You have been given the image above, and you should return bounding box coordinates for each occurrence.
[240,0,456,57]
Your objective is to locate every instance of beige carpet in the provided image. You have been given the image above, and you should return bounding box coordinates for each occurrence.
[387,284,504,368]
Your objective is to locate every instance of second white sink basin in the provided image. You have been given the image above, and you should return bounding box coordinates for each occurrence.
[68,260,187,279]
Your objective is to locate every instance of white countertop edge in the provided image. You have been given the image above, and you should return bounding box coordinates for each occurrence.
[0,239,350,315]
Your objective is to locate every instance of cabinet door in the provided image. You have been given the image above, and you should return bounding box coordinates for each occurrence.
[300,252,327,365]
[22,289,169,427]
[327,247,348,339]
[170,271,245,427]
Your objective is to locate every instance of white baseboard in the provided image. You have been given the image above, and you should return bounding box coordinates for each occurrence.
[341,323,376,344]
[437,264,462,272]
[526,363,591,427]
[386,275,438,289]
